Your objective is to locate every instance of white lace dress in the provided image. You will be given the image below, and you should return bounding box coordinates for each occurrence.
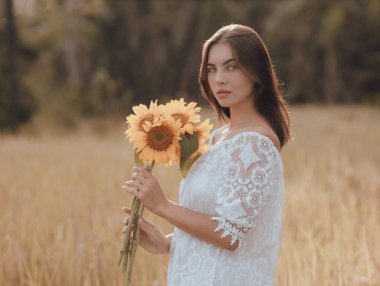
[167,130,285,286]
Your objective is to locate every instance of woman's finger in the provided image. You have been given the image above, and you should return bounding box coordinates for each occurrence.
[122,207,131,214]
[140,217,154,227]
[124,180,140,189]
[123,180,140,191]
[123,184,141,199]
[131,173,146,185]
[137,218,150,232]
[130,172,141,179]
[134,166,151,178]
[133,167,150,178]
[138,218,156,235]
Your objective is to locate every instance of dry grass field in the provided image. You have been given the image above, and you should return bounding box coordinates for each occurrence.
[0,105,379,286]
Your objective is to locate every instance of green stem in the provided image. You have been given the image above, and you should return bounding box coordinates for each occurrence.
[125,210,140,286]
[125,199,146,286]
[122,199,140,272]
[118,196,138,267]
[120,162,154,285]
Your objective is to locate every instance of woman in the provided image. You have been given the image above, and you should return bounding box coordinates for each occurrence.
[123,24,291,285]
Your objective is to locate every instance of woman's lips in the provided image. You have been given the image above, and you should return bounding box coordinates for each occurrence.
[216,90,231,98]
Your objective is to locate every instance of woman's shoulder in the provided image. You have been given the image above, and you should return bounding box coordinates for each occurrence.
[210,124,281,153]
[248,126,281,153]
[228,126,281,153]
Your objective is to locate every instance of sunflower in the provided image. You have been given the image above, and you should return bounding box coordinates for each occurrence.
[163,98,201,134]
[194,119,213,153]
[125,100,163,143]
[133,116,181,165]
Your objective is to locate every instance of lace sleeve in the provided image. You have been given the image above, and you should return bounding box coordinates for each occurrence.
[210,132,277,247]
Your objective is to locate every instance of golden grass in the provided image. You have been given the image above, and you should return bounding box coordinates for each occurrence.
[0,105,379,286]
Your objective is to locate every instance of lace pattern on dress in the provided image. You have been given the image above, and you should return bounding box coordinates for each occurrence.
[210,216,248,246]
[210,131,276,247]
[167,128,284,285]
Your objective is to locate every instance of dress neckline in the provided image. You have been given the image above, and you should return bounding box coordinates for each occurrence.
[211,130,282,156]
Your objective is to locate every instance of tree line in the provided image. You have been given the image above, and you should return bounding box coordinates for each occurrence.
[1,0,379,131]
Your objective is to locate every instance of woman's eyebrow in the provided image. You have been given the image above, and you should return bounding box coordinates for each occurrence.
[207,58,236,66]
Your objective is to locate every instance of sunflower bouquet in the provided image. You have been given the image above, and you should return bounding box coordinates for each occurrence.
[118,99,213,285]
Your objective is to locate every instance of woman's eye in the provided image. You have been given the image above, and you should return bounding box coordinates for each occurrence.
[207,67,216,72]
[227,65,238,70]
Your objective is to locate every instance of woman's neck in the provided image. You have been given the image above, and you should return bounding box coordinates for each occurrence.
[228,102,265,130]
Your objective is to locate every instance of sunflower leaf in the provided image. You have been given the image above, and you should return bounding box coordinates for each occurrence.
[179,132,199,171]
[180,152,201,177]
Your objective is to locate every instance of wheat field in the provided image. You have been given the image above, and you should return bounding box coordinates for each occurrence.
[0,105,379,286]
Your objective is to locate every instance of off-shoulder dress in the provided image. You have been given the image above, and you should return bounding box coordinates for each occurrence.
[167,127,285,286]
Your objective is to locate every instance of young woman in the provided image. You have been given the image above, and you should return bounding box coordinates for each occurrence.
[123,24,291,285]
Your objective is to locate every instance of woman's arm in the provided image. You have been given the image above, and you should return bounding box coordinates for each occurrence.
[124,167,238,251]
[158,201,238,251]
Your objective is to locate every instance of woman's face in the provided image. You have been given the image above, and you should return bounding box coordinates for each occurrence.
[207,42,254,109]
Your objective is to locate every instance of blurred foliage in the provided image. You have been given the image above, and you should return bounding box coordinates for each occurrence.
[0,0,379,130]
[1,0,36,131]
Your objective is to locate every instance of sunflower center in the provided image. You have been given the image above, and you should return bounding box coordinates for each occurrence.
[139,114,154,130]
[172,113,189,126]
[147,125,174,151]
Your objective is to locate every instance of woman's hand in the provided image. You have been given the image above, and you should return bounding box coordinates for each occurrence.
[122,207,171,254]
[123,166,169,215]
[122,168,238,251]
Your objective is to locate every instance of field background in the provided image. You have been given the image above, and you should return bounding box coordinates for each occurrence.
[1,105,379,286]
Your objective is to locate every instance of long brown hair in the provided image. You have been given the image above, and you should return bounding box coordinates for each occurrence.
[199,24,291,147]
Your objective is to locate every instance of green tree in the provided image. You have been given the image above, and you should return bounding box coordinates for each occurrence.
[0,0,34,131]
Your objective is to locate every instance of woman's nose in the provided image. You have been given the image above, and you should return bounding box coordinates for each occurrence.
[215,70,226,85]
